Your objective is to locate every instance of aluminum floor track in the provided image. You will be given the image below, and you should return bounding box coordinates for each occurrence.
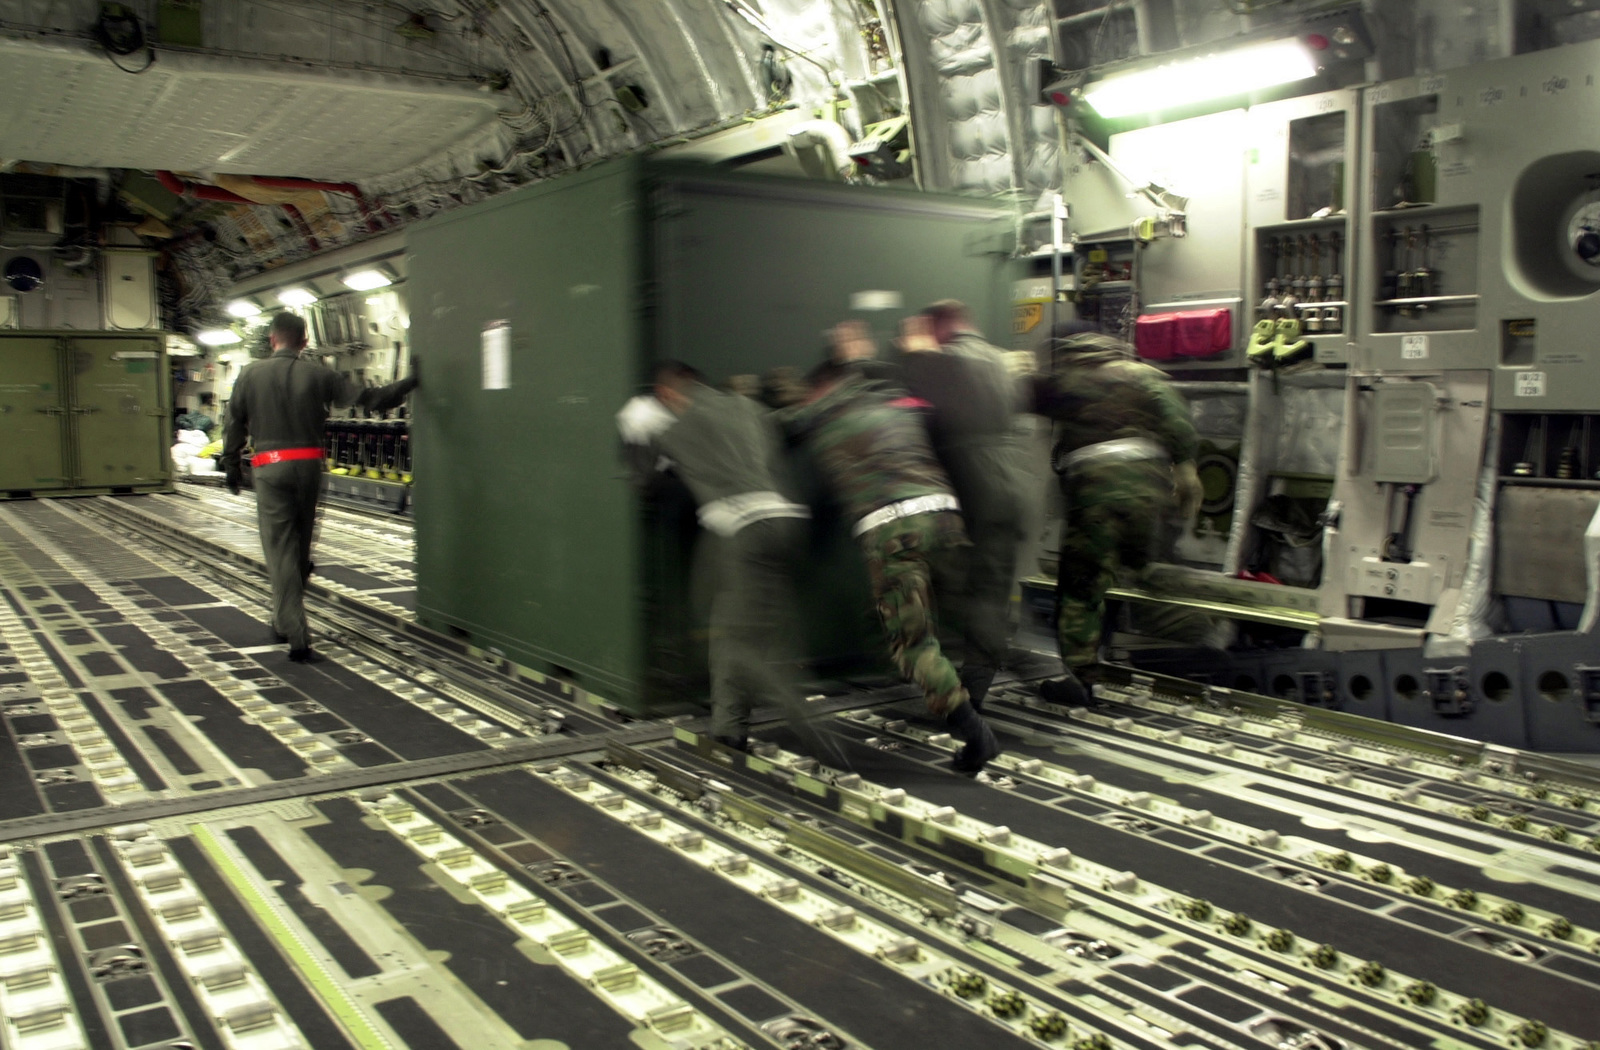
[1,490,1598,1050]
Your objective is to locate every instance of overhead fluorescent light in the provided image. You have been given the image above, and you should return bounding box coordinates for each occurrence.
[1083,39,1318,119]
[278,287,317,307]
[197,329,241,346]
[226,299,262,318]
[342,269,392,291]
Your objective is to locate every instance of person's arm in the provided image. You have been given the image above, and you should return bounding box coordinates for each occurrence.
[219,371,250,493]
[1143,369,1202,519]
[1144,371,1199,464]
[616,395,677,489]
[316,358,417,415]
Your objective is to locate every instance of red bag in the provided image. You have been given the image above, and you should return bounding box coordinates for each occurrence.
[1136,308,1232,359]
[1134,313,1177,360]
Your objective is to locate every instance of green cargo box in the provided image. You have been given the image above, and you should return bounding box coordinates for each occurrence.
[0,332,172,498]
[410,157,1017,714]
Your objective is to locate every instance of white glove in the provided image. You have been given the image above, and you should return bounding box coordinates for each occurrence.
[616,395,675,444]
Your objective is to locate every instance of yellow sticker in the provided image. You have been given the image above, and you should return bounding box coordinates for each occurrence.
[1013,303,1043,334]
[1088,248,1109,263]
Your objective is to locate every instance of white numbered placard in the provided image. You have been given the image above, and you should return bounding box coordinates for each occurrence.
[1514,371,1547,398]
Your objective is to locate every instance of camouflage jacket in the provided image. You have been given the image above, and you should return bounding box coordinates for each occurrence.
[784,372,956,525]
[1029,340,1198,467]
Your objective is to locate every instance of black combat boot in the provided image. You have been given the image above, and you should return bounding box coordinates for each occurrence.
[1039,669,1092,707]
[947,701,1001,776]
[288,648,324,664]
[713,734,749,752]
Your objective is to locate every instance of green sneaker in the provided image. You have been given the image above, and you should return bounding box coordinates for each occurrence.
[1272,317,1311,367]
[1247,318,1276,367]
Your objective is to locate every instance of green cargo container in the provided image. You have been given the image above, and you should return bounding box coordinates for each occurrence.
[410,157,1017,713]
[0,332,172,497]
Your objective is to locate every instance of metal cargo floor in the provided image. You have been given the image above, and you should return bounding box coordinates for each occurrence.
[2,493,1599,1050]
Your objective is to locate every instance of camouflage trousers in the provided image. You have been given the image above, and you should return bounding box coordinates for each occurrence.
[859,511,970,716]
[1055,465,1170,672]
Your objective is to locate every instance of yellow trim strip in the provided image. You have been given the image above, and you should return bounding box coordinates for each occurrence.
[191,824,392,1050]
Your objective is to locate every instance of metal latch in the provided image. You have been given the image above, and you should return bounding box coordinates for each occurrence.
[1296,671,1338,708]
[1425,666,1472,716]
[1578,666,1600,724]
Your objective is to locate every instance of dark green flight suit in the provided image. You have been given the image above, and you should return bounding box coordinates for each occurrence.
[905,333,1026,709]
[221,350,416,652]
[1030,334,1198,673]
[655,385,809,741]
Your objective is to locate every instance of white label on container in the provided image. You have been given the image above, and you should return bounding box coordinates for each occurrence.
[481,320,511,390]
[1515,371,1547,397]
[849,290,903,311]
[1400,335,1429,360]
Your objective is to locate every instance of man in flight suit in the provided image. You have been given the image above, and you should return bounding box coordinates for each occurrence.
[221,313,418,663]
[908,302,1028,710]
[617,362,811,749]
[1030,322,1202,705]
[787,359,1001,775]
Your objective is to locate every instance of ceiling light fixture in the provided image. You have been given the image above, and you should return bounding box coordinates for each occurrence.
[1082,39,1318,120]
[342,269,392,291]
[226,299,261,318]
[277,287,317,308]
[197,329,242,346]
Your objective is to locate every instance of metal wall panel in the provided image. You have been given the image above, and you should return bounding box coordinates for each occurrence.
[102,250,159,331]
[1354,35,1600,400]
[66,336,170,489]
[411,162,646,705]
[651,170,1016,376]
[0,335,68,492]
[1494,485,1600,603]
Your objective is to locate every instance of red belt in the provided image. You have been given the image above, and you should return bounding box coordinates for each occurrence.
[251,447,324,468]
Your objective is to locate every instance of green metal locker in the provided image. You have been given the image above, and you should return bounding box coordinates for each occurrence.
[410,157,1017,713]
[0,332,171,498]
[69,336,173,490]
[0,335,70,493]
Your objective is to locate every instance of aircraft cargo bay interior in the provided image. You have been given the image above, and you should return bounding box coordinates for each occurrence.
[2,3,1600,1050]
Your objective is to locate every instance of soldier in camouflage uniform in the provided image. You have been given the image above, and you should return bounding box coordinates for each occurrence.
[1029,323,1203,704]
[786,359,1001,775]
[831,309,1027,712]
